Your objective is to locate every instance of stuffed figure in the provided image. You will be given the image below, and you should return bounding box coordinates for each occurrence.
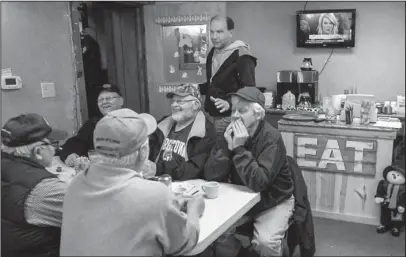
[375,160,405,237]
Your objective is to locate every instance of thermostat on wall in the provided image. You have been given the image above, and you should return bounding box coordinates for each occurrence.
[1,75,22,90]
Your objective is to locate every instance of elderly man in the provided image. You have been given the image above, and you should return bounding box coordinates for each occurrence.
[60,108,204,256]
[204,87,295,257]
[2,113,67,257]
[59,83,124,166]
[149,84,215,181]
[199,15,257,146]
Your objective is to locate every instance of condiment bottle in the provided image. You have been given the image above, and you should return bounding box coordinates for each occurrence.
[370,103,377,123]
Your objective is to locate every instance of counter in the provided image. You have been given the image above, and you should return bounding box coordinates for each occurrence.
[278,119,399,225]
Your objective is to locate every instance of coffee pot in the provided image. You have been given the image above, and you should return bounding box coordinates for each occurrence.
[298,92,312,108]
[300,58,313,71]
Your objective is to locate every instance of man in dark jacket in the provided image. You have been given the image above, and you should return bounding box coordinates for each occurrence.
[199,16,257,146]
[1,113,67,257]
[149,84,215,181]
[204,87,294,257]
[59,83,123,166]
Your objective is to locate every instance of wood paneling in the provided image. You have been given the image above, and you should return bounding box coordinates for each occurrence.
[280,125,396,225]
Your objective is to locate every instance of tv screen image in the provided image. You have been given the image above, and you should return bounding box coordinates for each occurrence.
[296,9,356,48]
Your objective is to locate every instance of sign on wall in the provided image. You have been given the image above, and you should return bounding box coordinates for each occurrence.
[294,134,377,176]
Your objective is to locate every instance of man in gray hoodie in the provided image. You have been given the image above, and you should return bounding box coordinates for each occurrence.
[199,15,257,147]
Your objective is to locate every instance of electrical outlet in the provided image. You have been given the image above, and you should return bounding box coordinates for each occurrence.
[41,82,56,98]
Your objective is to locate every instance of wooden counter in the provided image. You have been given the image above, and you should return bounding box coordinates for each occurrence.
[278,119,398,225]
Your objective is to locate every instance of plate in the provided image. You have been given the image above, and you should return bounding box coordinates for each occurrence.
[282,114,316,121]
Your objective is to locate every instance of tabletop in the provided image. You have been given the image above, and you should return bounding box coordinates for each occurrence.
[182,179,260,256]
[46,158,260,256]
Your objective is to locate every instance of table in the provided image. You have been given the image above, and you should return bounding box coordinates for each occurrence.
[182,179,260,256]
[46,159,261,255]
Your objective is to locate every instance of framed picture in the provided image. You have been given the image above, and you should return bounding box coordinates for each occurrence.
[157,15,210,71]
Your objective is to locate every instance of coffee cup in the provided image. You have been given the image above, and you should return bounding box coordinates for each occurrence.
[201,181,220,199]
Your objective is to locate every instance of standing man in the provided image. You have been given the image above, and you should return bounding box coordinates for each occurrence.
[199,15,257,145]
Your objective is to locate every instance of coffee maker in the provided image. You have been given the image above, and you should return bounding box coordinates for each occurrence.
[276,70,319,106]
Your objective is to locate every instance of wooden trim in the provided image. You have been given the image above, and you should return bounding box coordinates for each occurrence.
[69,2,88,130]
[155,14,210,26]
[299,166,376,177]
[135,7,150,113]
[312,209,378,226]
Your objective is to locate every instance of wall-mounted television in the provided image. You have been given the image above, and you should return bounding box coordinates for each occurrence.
[296,9,356,48]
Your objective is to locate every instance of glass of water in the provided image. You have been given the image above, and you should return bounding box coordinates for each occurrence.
[88,150,98,162]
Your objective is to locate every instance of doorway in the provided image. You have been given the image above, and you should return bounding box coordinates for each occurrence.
[72,2,150,121]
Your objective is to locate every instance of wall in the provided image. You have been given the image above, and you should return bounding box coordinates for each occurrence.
[1,2,78,136]
[227,1,405,102]
[143,2,226,120]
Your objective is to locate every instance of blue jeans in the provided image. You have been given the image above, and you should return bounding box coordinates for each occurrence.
[203,195,295,257]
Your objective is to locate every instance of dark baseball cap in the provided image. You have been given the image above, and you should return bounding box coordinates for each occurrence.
[228,87,265,108]
[1,113,68,147]
[166,84,201,102]
[98,83,122,96]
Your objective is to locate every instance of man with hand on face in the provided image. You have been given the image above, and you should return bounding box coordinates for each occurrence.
[199,15,257,147]
[149,84,215,181]
[204,87,295,257]
[59,83,124,166]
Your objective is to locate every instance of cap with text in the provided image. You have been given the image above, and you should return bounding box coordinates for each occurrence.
[93,108,157,158]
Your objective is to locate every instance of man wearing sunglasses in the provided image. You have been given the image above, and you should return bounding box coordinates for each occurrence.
[59,83,124,167]
[149,84,215,181]
[1,113,67,257]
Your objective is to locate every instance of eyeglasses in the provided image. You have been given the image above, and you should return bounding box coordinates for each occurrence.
[39,139,62,151]
[170,99,196,105]
[98,96,120,103]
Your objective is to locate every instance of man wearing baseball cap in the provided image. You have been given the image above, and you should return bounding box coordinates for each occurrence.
[149,83,215,181]
[60,108,204,256]
[1,113,68,257]
[204,87,295,257]
[59,83,124,167]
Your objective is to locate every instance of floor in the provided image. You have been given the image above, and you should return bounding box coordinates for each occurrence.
[306,217,405,256]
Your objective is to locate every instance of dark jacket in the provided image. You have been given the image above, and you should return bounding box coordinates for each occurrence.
[1,152,61,257]
[199,47,257,117]
[149,111,216,181]
[59,116,102,162]
[204,119,294,215]
[286,156,316,257]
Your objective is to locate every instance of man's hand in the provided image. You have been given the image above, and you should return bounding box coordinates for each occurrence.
[224,122,234,151]
[375,197,384,204]
[187,195,205,218]
[65,153,80,167]
[210,96,230,113]
[398,206,405,213]
[232,119,249,149]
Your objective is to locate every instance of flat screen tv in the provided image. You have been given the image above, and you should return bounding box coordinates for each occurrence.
[296,9,356,48]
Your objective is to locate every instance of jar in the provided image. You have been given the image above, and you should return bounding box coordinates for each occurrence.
[390,101,397,114]
[282,90,296,110]
[383,101,392,115]
[158,174,172,187]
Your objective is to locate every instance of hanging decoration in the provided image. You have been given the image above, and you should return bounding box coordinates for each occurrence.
[182,72,188,78]
[197,66,203,76]
[169,65,176,74]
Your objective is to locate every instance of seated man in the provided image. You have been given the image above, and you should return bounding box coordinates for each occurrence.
[60,108,205,256]
[149,84,215,181]
[59,83,123,166]
[1,113,68,257]
[204,87,295,257]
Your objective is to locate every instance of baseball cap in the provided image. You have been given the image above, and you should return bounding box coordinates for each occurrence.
[1,113,67,147]
[98,83,122,97]
[166,84,201,102]
[228,87,266,108]
[93,108,157,158]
